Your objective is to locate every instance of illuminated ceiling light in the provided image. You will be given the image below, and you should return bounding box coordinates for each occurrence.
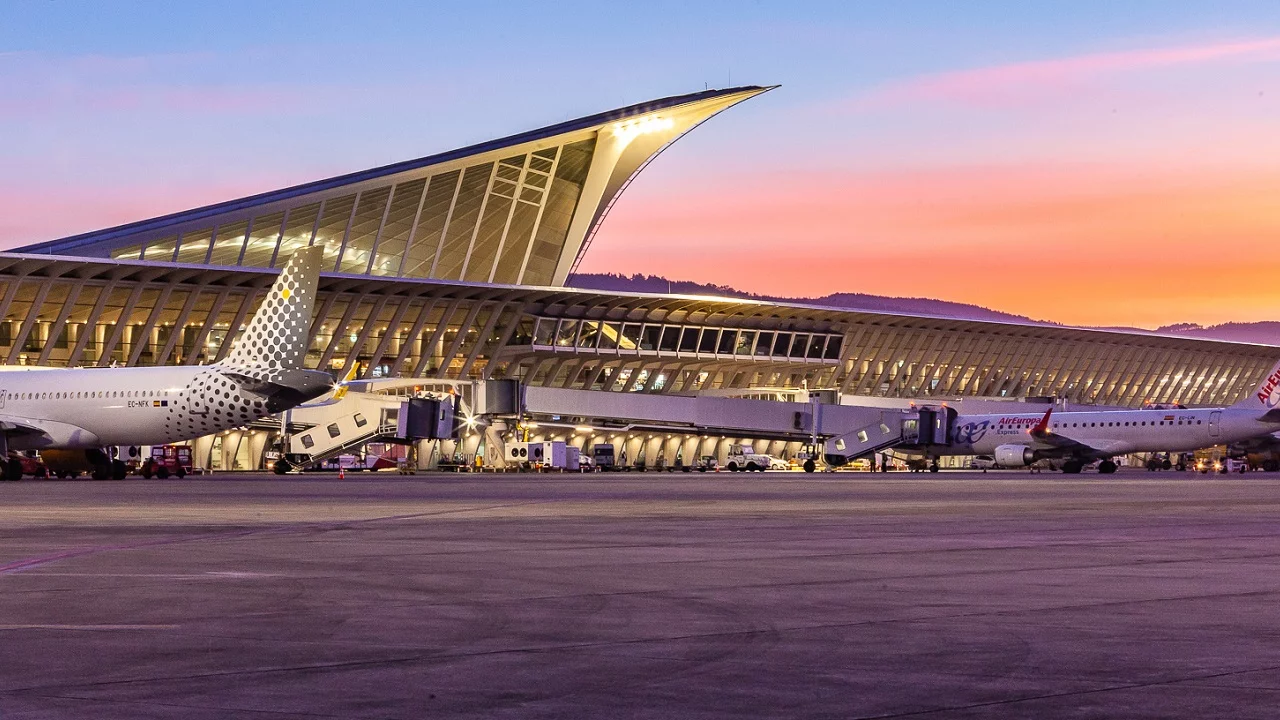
[611,115,675,147]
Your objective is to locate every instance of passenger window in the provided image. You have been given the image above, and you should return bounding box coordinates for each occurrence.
[354,413,368,428]
[300,434,314,449]
[327,423,341,438]
[698,329,719,354]
[679,327,699,353]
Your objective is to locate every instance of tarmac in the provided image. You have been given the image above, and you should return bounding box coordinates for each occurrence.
[4,469,1280,718]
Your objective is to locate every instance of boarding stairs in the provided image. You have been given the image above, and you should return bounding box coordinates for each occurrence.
[823,413,911,461]
[282,392,405,467]
[280,383,457,468]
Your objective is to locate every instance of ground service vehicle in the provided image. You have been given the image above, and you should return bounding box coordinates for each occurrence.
[725,444,774,472]
[592,444,616,471]
[140,445,191,478]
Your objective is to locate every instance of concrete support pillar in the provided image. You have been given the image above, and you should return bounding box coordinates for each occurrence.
[247,430,270,471]
[644,436,664,468]
[662,436,683,466]
[484,424,508,469]
[624,435,644,468]
[460,433,481,465]
[417,439,438,469]
[680,436,699,466]
[192,434,216,471]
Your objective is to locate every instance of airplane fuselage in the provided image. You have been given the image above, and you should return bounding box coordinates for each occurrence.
[0,365,276,450]
[941,406,1274,458]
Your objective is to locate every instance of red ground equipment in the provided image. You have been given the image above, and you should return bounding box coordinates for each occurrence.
[140,445,192,479]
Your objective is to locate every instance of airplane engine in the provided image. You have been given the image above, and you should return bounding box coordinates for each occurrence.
[994,444,1035,468]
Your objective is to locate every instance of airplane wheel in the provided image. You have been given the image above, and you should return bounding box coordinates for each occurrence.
[803,459,816,473]
[111,460,127,480]
[1062,460,1083,474]
[1098,460,1117,474]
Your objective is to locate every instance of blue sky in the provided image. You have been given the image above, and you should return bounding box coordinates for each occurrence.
[4,1,1280,325]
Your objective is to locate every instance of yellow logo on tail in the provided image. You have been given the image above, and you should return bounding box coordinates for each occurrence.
[332,361,361,400]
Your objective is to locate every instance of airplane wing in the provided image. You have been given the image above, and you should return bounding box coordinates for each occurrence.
[0,416,55,437]
[1025,409,1125,459]
[0,414,98,448]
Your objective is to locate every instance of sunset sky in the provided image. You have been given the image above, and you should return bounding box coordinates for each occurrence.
[2,1,1279,327]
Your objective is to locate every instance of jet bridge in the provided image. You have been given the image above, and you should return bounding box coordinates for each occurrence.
[476,381,946,469]
[276,378,958,472]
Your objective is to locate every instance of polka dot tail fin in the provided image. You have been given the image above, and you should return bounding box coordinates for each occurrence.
[219,247,323,381]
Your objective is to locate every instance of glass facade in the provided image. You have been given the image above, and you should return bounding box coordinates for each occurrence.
[105,138,597,287]
[0,259,1268,408]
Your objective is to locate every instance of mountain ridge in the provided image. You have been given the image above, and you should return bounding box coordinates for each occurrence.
[567,273,1280,346]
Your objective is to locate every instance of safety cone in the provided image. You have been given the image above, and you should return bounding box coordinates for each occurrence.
[339,467,345,480]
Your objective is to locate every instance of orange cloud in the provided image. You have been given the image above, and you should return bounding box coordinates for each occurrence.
[852,36,1280,109]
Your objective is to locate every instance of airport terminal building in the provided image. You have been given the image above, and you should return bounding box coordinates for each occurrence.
[4,86,1278,468]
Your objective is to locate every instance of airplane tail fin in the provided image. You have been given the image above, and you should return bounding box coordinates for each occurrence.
[1232,358,1280,414]
[1028,407,1053,438]
[219,247,322,380]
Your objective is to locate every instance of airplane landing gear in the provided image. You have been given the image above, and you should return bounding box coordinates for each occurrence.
[1062,459,1084,474]
[5,457,21,481]
[1098,459,1117,474]
[929,459,940,473]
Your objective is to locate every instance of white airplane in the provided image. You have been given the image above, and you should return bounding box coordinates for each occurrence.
[898,358,1280,474]
[0,247,333,480]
